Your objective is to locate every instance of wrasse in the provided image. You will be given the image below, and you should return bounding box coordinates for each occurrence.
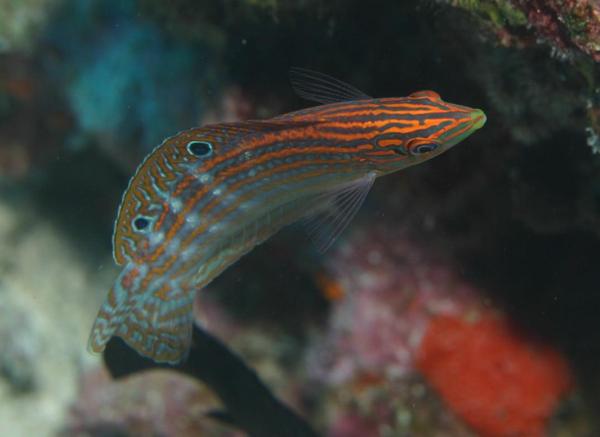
[88,69,486,364]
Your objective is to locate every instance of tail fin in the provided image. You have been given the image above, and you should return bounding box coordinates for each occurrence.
[88,283,195,364]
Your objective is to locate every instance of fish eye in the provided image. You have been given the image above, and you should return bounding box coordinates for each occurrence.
[187,141,213,157]
[132,216,151,232]
[411,143,438,155]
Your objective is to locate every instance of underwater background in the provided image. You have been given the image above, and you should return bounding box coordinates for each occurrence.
[1,0,600,435]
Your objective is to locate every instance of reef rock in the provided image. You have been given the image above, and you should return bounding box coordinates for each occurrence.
[439,0,600,62]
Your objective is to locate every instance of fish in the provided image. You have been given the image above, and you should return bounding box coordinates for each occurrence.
[88,68,486,364]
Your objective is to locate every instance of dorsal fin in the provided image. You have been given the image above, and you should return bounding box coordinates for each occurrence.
[289,67,372,104]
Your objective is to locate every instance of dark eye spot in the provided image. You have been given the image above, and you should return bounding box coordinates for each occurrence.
[187,141,213,157]
[133,216,150,231]
[412,143,438,155]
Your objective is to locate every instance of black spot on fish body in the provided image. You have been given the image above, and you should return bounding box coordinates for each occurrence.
[133,216,150,232]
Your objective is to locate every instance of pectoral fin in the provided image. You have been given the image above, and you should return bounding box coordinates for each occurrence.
[302,172,376,253]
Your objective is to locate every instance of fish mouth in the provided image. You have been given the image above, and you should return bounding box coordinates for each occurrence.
[470,109,486,130]
[438,107,487,147]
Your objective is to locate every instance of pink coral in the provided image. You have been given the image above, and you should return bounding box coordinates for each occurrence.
[309,226,483,384]
[66,367,241,436]
[329,412,381,437]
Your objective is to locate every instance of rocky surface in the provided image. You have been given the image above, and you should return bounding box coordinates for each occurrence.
[0,195,113,436]
[64,368,239,436]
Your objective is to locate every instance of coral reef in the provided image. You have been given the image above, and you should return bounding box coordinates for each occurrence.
[306,225,577,436]
[417,313,573,437]
[65,368,239,436]
[64,21,208,157]
[1,0,600,435]
[38,0,222,170]
[441,0,600,62]
[326,374,475,437]
[0,196,112,436]
[438,0,600,155]
[467,47,586,145]
[307,228,482,385]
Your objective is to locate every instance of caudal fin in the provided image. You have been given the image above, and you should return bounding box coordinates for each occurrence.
[88,283,195,364]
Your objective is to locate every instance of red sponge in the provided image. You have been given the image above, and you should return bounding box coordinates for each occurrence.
[416,314,573,437]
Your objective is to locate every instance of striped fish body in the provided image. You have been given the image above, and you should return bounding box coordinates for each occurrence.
[88,70,486,363]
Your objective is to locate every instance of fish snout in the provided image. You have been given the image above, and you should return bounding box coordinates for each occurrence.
[470,109,486,130]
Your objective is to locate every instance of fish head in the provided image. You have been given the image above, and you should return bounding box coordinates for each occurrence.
[365,91,486,174]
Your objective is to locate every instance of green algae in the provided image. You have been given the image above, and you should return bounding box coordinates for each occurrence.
[561,4,600,55]
[450,0,527,28]
[563,10,589,40]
